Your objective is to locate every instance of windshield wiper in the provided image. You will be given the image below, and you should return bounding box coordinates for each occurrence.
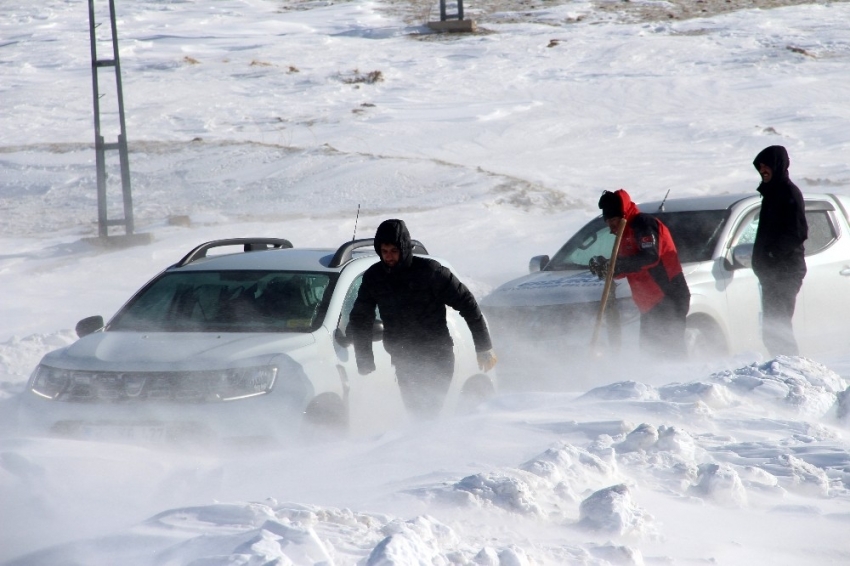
[546,262,590,271]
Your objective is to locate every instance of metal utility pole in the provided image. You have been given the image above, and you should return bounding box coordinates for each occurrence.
[428,0,475,33]
[88,0,135,238]
[439,0,464,22]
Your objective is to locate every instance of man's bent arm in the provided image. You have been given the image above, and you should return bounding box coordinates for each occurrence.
[435,267,493,352]
[614,215,661,275]
[349,282,378,365]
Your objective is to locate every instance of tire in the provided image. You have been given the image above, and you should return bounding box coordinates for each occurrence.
[301,393,348,439]
[686,316,727,360]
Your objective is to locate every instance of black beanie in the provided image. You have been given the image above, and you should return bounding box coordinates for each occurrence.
[598,191,623,219]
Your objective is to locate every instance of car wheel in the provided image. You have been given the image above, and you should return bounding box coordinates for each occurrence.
[456,374,495,415]
[686,316,727,360]
[302,393,348,439]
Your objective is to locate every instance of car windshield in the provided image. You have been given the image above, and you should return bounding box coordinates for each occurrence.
[655,210,730,263]
[545,209,730,270]
[109,270,337,333]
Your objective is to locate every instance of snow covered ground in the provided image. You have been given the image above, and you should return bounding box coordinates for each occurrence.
[2,0,850,564]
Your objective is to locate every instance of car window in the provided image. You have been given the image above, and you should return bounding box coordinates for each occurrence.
[110,270,337,333]
[546,209,729,270]
[338,275,362,331]
[338,274,381,331]
[653,210,729,263]
[805,209,838,254]
[733,210,760,246]
[546,217,614,271]
[729,203,837,256]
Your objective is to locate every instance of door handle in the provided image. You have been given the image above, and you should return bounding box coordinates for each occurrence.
[840,268,850,277]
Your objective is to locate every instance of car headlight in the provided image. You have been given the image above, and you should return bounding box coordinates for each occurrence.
[28,364,278,402]
[217,366,278,401]
[29,365,71,400]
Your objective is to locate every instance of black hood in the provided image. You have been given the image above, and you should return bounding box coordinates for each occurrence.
[373,219,414,271]
[753,145,790,185]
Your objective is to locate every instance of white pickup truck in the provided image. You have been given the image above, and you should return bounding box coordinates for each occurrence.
[482,192,850,361]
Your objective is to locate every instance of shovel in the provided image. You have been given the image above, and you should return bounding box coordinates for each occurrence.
[590,217,627,353]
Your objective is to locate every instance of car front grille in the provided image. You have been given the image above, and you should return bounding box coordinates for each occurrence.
[30,365,278,403]
[486,303,599,340]
[61,371,220,403]
[484,298,637,344]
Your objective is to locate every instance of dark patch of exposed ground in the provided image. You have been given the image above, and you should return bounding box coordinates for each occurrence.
[369,0,846,27]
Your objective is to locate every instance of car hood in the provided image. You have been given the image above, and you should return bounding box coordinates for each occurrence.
[481,269,622,308]
[482,263,701,309]
[40,331,317,372]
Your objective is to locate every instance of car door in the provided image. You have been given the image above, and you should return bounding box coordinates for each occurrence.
[335,273,407,434]
[720,205,789,355]
[722,199,848,357]
[797,199,850,354]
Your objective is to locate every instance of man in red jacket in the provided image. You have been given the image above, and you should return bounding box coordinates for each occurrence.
[590,189,691,359]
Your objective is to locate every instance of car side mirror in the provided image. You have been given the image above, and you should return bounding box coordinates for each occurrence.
[75,315,104,338]
[372,320,384,342]
[726,243,754,271]
[334,327,351,347]
[529,255,550,273]
[335,320,384,346]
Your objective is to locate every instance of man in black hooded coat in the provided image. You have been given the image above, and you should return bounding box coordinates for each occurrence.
[349,219,497,418]
[752,145,808,356]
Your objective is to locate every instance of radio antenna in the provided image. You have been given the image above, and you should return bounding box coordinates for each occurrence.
[658,189,671,212]
[352,204,361,241]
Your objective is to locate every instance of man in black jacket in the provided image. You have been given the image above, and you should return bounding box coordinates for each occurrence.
[752,145,808,356]
[349,219,497,419]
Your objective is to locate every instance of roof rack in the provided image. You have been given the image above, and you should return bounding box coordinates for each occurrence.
[329,238,428,268]
[175,238,293,267]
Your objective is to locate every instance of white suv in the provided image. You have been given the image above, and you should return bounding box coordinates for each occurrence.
[482,192,850,363]
[19,238,496,443]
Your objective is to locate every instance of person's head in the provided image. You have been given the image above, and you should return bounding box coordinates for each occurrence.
[373,219,413,272]
[753,145,790,185]
[379,242,400,267]
[757,162,773,183]
[598,189,636,233]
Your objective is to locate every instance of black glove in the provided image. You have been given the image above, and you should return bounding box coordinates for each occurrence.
[588,256,609,279]
[357,357,376,375]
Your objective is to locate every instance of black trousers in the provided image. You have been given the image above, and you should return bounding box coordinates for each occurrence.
[758,273,803,356]
[639,295,689,360]
[391,347,455,419]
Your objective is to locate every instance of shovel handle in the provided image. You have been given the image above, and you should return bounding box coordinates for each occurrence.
[591,218,627,350]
